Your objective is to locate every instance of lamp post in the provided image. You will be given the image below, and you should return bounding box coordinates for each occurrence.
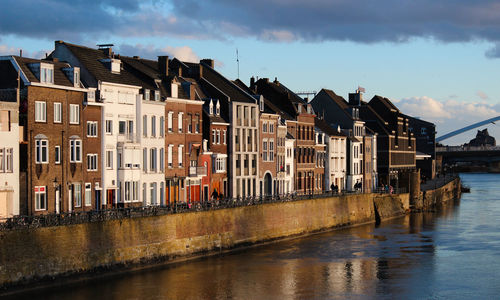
[173,173,178,212]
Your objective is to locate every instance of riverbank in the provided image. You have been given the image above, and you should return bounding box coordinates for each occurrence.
[0,178,460,293]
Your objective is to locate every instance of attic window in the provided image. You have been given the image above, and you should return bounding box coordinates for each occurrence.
[73,67,80,87]
[154,90,160,101]
[259,97,264,112]
[144,89,150,100]
[40,63,54,84]
[209,100,214,115]
[216,100,220,115]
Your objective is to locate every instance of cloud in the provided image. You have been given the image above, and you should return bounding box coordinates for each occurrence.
[476,90,489,100]
[397,96,500,144]
[0,44,49,59]
[118,43,200,62]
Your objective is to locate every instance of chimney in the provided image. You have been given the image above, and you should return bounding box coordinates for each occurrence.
[200,59,214,68]
[158,56,169,77]
[274,77,279,86]
[250,76,256,91]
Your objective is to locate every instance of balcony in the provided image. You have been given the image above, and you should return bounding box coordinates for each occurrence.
[189,166,207,177]
[117,134,138,143]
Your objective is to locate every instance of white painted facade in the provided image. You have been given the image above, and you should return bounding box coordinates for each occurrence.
[99,81,142,206]
[138,96,165,206]
[346,120,365,191]
[284,136,295,195]
[0,100,19,218]
[327,134,347,191]
[230,101,260,198]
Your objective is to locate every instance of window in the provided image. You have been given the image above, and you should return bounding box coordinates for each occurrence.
[54,102,62,123]
[143,115,148,137]
[154,90,160,101]
[35,186,47,211]
[216,102,220,115]
[263,140,268,161]
[40,65,54,84]
[195,115,200,133]
[143,148,147,172]
[215,157,227,173]
[0,149,4,172]
[106,150,113,169]
[74,69,80,87]
[178,145,183,167]
[269,140,274,161]
[117,152,122,169]
[270,123,274,133]
[74,183,82,207]
[5,148,12,172]
[69,104,79,124]
[70,139,82,163]
[133,181,139,202]
[216,129,221,144]
[125,182,131,202]
[188,114,192,133]
[119,121,126,134]
[144,89,150,100]
[263,122,267,133]
[87,154,98,171]
[160,148,164,171]
[54,146,61,164]
[223,130,227,144]
[35,101,46,122]
[36,139,48,164]
[212,129,216,144]
[87,121,98,137]
[168,145,173,168]
[128,120,133,135]
[168,112,173,132]
[151,116,156,137]
[160,116,165,137]
[178,112,183,132]
[106,120,113,134]
[85,183,92,206]
[209,101,214,115]
[150,148,157,171]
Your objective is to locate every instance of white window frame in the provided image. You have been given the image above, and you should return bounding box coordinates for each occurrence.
[223,130,227,145]
[178,145,184,168]
[74,183,82,207]
[85,183,92,206]
[216,129,221,144]
[212,129,216,144]
[105,120,113,134]
[154,90,160,101]
[40,64,54,84]
[35,186,47,211]
[168,144,173,168]
[87,154,98,171]
[35,139,49,164]
[5,148,12,173]
[87,121,98,137]
[70,139,82,163]
[55,146,61,164]
[53,102,62,123]
[35,101,46,122]
[168,111,173,132]
[178,112,183,132]
[0,148,4,172]
[69,104,79,124]
[106,150,113,169]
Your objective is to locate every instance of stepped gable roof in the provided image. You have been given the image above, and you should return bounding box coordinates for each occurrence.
[315,117,346,137]
[200,63,256,104]
[10,56,74,87]
[57,41,142,87]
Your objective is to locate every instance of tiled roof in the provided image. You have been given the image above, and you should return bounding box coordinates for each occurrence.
[201,65,256,104]
[254,78,305,119]
[315,117,346,137]
[322,89,349,110]
[10,56,74,87]
[370,95,399,112]
[57,41,143,87]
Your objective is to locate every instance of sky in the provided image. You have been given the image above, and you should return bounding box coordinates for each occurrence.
[2,0,500,145]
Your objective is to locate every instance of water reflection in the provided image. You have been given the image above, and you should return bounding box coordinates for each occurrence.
[11,174,500,299]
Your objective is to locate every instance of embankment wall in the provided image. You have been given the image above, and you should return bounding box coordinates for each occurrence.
[0,193,410,289]
[419,177,461,210]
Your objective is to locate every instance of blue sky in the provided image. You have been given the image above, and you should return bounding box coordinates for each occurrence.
[2,0,500,145]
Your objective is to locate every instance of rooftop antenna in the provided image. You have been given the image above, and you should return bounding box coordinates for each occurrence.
[236,48,240,79]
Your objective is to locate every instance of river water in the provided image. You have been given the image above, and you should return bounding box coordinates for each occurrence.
[10,173,500,299]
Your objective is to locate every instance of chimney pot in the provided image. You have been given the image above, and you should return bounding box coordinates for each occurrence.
[158,56,169,77]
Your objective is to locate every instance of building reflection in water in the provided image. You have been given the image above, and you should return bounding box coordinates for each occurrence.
[12,204,467,300]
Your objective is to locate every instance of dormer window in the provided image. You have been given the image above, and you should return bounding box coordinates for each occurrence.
[216,100,220,115]
[171,83,178,98]
[259,96,264,112]
[209,100,214,115]
[144,89,150,100]
[40,63,54,84]
[73,68,80,87]
[99,58,121,74]
[154,90,160,101]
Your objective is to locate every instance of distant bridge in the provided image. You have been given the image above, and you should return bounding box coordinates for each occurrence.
[437,146,500,172]
[436,116,500,143]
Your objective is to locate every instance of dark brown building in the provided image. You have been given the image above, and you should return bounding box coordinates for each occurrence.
[1,55,90,215]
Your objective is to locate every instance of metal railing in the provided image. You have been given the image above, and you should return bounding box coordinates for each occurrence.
[0,189,410,231]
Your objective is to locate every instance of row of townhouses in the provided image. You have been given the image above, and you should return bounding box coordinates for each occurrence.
[0,41,436,217]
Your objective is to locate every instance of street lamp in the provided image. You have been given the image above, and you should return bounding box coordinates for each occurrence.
[173,173,178,212]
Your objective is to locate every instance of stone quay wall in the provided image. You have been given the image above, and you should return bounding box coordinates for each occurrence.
[0,192,420,291]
